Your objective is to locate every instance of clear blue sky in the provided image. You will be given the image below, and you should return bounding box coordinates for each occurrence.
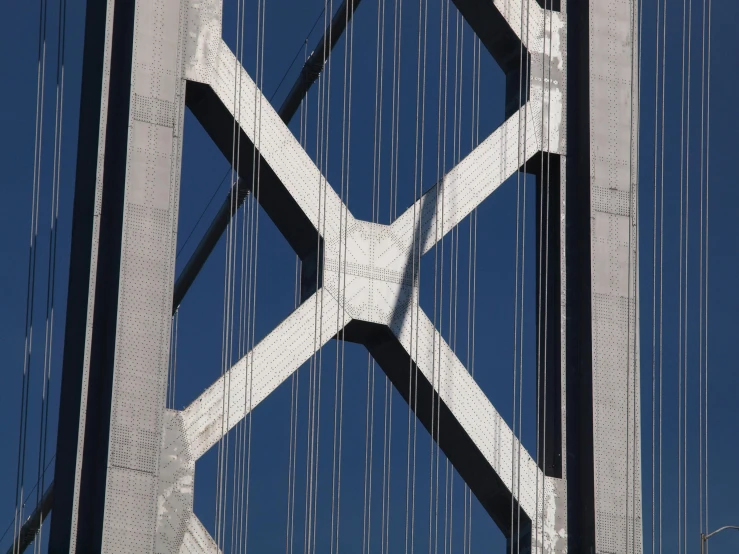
[0,0,737,551]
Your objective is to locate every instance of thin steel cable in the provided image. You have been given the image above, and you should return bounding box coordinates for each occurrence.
[464,35,481,554]
[330,2,354,548]
[680,6,688,547]
[231,161,248,550]
[515,0,533,549]
[233,0,255,543]
[242,1,268,545]
[233,0,255,544]
[287,62,308,554]
[380,2,402,549]
[414,2,429,552]
[284,255,299,552]
[534,0,556,547]
[0,456,54,549]
[335,6,355,545]
[381,376,390,554]
[428,1,450,550]
[304,35,324,554]
[683,1,694,549]
[404,1,429,552]
[304,3,330,550]
[650,0,662,548]
[328,30,346,554]
[305,2,330,548]
[703,0,712,539]
[14,0,49,547]
[214,0,247,541]
[404,0,425,551]
[176,168,230,258]
[462,29,476,554]
[233,18,254,544]
[372,0,386,224]
[366,2,384,549]
[510,0,526,547]
[445,14,463,553]
[368,359,377,554]
[403,0,423,543]
[510,0,531,549]
[311,2,335,549]
[33,0,67,548]
[542,0,556,548]
[269,8,327,103]
[362,352,372,554]
[436,3,453,551]
[534,0,549,545]
[657,0,667,550]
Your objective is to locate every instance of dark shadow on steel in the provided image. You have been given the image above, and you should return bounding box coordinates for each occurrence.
[8,483,54,554]
[173,0,363,312]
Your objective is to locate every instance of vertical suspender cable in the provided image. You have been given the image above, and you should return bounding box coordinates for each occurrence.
[658,0,667,550]
[683,1,693,548]
[337,5,355,546]
[404,1,428,552]
[462,30,477,554]
[286,59,309,547]
[698,0,707,539]
[240,0,268,547]
[31,0,68,549]
[330,1,355,549]
[703,0,712,539]
[510,0,526,546]
[677,0,687,554]
[651,0,662,548]
[511,0,532,549]
[14,0,49,548]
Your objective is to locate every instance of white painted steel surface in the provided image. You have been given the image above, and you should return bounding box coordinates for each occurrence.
[101,0,187,550]
[183,0,350,245]
[181,292,344,460]
[588,0,643,551]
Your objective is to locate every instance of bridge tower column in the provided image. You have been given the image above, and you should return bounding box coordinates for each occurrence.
[565,0,643,551]
[49,0,186,550]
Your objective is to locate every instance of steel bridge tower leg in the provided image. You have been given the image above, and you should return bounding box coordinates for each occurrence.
[565,0,643,551]
[49,0,186,550]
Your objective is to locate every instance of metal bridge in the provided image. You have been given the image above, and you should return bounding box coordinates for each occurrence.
[1,0,729,551]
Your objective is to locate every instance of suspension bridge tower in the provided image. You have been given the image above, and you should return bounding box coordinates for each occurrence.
[43,0,642,551]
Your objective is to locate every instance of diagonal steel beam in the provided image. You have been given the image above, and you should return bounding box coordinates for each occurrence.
[180,289,346,459]
[373,307,547,533]
[173,0,362,311]
[279,0,362,122]
[391,102,540,256]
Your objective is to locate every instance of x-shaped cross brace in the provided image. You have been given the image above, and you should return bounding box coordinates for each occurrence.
[154,0,566,552]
